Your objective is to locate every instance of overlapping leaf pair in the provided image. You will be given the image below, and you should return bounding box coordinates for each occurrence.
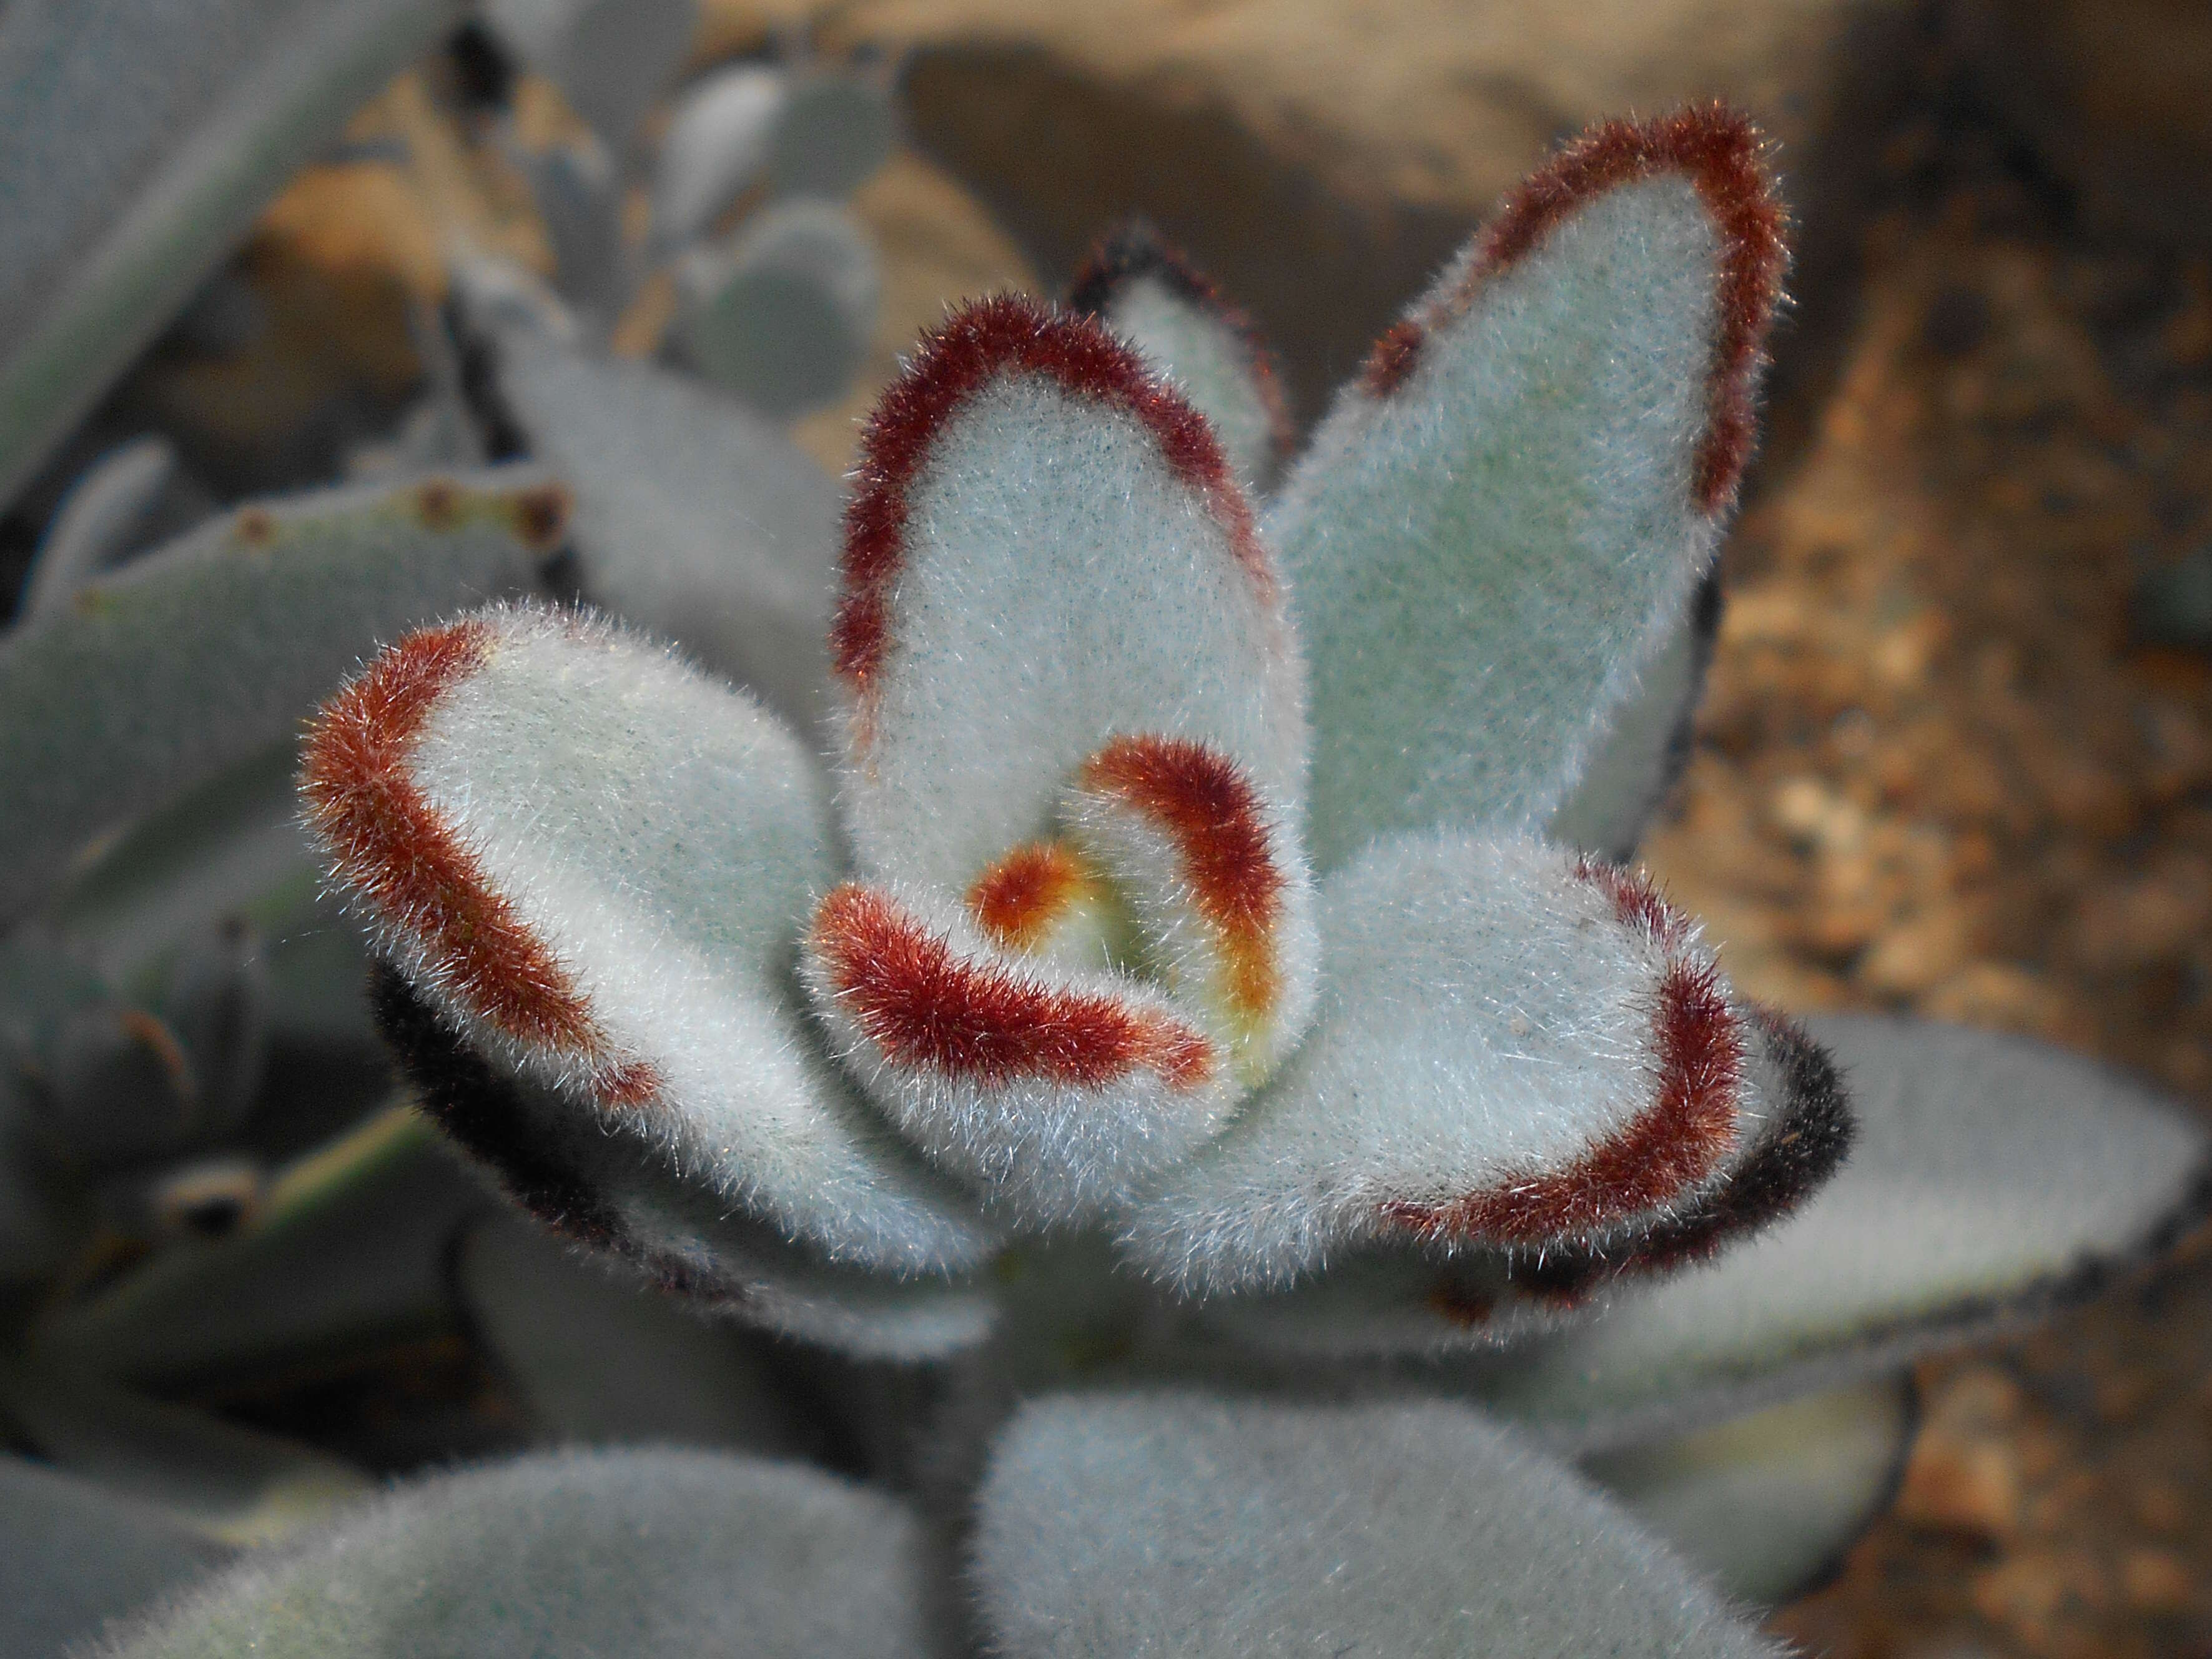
[302,107,1847,1355]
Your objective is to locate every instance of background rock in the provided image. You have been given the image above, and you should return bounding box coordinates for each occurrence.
[704,0,1924,440]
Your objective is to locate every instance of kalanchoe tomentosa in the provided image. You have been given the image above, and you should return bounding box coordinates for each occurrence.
[90,106,2206,1656]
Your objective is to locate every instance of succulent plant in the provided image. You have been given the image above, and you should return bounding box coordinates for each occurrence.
[0,4,2205,1652]
[24,103,2197,1657]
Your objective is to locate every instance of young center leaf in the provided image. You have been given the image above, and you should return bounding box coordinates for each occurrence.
[803,296,1317,1222]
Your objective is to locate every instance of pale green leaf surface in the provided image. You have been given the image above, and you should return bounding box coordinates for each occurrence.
[0,1359,370,1546]
[0,1455,230,1658]
[475,314,846,736]
[972,1391,1784,1658]
[1448,1015,2212,1449]
[675,199,881,418]
[1273,176,1730,868]
[457,1213,810,1454]
[100,1447,933,1659]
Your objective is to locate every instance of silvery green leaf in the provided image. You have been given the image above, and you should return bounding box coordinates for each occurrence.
[1067,220,1290,494]
[674,198,880,418]
[457,1213,809,1454]
[1544,571,1720,860]
[0,1455,231,1658]
[18,435,183,619]
[651,62,786,252]
[972,1391,1785,1657]
[302,605,996,1282]
[1448,1014,2212,1450]
[41,1105,491,1387]
[373,966,1002,1361]
[1272,112,1784,868]
[461,300,844,735]
[767,69,896,200]
[0,468,568,926]
[482,0,697,142]
[100,1447,932,1659]
[0,1358,371,1545]
[0,0,467,510]
[1584,1376,1913,1605]
[48,746,307,989]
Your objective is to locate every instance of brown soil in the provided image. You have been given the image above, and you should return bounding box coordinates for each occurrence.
[1644,108,2212,1658]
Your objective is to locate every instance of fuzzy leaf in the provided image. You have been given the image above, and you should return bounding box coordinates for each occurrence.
[1586,1377,1913,1605]
[457,1213,810,1453]
[465,301,846,736]
[375,974,1000,1359]
[0,469,568,926]
[674,199,880,418]
[972,1391,1784,1657]
[1450,1014,2212,1449]
[99,1447,932,1659]
[302,603,996,1277]
[1544,570,1720,859]
[0,0,463,509]
[1120,832,1849,1315]
[1067,220,1290,493]
[0,1360,371,1546]
[806,296,1316,1221]
[0,1456,230,1658]
[1273,109,1785,868]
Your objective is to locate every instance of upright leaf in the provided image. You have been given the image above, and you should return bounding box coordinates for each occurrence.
[1272,109,1785,868]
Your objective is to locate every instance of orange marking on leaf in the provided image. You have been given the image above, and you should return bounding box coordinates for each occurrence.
[969,841,1098,951]
[1081,735,1285,1020]
[1363,104,1785,512]
[1381,936,1745,1248]
[812,884,1213,1092]
[300,619,646,1105]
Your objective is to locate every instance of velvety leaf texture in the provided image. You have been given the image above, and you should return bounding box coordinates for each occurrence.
[972,1392,1785,1658]
[100,1449,932,1659]
[1275,109,1785,868]
[0,469,568,925]
[1454,1014,2212,1449]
